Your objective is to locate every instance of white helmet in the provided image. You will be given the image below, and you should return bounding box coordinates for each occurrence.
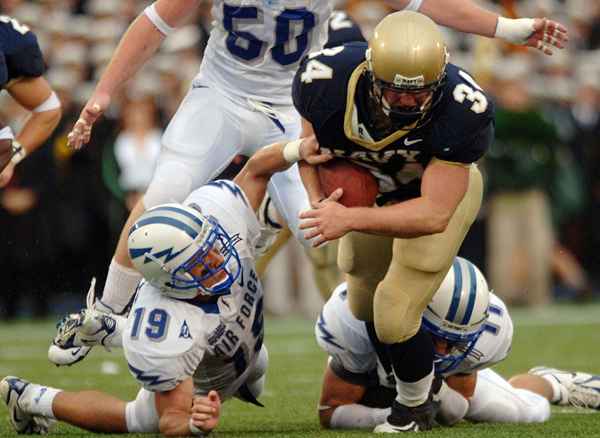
[422,257,490,374]
[127,203,241,299]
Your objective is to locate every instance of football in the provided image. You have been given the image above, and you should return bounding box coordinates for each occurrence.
[317,159,379,207]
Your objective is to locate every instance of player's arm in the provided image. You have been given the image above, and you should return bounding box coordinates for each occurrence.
[320,362,395,430]
[387,0,567,55]
[156,379,220,436]
[446,372,477,399]
[68,0,201,149]
[234,137,332,212]
[298,118,326,207]
[5,76,61,157]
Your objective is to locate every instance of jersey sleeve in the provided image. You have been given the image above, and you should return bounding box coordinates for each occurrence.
[325,11,366,48]
[5,30,46,81]
[315,284,377,375]
[0,52,7,86]
[430,65,495,164]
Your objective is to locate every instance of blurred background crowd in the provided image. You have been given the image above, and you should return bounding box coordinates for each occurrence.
[0,0,599,319]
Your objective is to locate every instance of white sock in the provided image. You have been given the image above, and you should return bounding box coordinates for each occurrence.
[329,404,390,429]
[23,384,60,419]
[101,259,142,314]
[539,375,565,404]
[395,369,434,407]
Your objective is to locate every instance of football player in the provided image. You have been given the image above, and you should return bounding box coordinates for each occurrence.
[0,137,331,436]
[56,0,567,366]
[0,15,62,186]
[293,11,492,432]
[316,257,600,430]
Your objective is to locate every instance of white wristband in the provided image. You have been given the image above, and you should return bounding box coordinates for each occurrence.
[33,91,61,113]
[144,3,175,36]
[11,141,26,165]
[282,139,303,164]
[188,419,208,436]
[0,126,14,141]
[494,17,535,44]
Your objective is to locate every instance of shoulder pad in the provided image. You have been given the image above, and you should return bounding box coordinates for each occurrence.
[326,11,366,48]
[293,42,367,127]
[428,64,495,162]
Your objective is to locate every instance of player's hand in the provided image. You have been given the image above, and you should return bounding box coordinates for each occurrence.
[527,18,568,55]
[67,92,111,150]
[190,390,221,433]
[299,135,333,165]
[299,191,351,247]
[0,162,15,188]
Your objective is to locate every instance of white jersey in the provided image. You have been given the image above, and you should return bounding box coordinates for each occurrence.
[316,283,513,386]
[124,181,265,400]
[196,0,332,105]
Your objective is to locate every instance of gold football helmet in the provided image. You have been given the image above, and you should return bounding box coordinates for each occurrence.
[366,11,449,130]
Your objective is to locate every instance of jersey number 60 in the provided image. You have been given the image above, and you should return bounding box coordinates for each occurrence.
[223,5,315,66]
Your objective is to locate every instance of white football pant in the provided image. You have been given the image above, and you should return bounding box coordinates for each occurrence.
[143,85,310,247]
[465,368,551,423]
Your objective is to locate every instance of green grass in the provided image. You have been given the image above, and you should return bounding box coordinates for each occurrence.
[1,304,600,437]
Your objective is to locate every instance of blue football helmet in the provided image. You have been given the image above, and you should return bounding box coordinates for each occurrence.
[127,203,241,299]
[422,257,491,375]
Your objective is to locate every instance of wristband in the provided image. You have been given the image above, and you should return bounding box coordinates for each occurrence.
[282,139,303,164]
[188,419,208,436]
[33,91,61,113]
[144,3,175,36]
[494,17,535,44]
[11,141,26,165]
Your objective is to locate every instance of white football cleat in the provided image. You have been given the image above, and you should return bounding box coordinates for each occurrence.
[49,278,122,366]
[0,376,54,434]
[530,366,600,409]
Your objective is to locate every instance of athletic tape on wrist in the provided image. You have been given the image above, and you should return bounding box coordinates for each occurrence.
[11,141,26,165]
[282,139,303,163]
[494,17,535,44]
[0,126,14,140]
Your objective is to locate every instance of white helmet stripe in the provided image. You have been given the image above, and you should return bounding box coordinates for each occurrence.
[445,258,478,324]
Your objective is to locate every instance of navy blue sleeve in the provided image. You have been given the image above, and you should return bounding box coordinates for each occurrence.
[0,19,46,83]
[0,51,7,86]
[436,121,494,163]
[325,11,366,48]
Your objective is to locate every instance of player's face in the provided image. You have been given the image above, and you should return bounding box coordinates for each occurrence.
[432,336,451,355]
[382,89,432,111]
[189,248,228,289]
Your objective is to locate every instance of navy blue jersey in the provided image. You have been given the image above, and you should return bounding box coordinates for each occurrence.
[0,16,45,88]
[325,11,366,48]
[293,42,494,203]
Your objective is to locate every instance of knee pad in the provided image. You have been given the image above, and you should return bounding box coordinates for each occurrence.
[143,160,194,209]
[125,388,160,433]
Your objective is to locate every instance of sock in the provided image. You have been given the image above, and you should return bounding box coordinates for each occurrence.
[100,259,142,314]
[539,375,564,404]
[387,327,434,407]
[329,404,390,429]
[23,384,60,419]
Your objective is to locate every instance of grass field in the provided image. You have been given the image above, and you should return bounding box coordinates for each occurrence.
[1,303,600,437]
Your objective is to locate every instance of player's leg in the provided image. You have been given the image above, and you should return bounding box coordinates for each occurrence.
[373,164,483,432]
[0,376,139,433]
[306,242,342,301]
[467,369,550,423]
[236,345,269,405]
[338,232,393,322]
[523,367,600,409]
[101,86,246,313]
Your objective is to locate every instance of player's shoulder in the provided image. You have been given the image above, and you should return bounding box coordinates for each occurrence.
[437,63,495,127]
[0,16,45,84]
[293,42,367,122]
[326,11,366,48]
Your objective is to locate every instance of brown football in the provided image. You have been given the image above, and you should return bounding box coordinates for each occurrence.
[317,159,379,207]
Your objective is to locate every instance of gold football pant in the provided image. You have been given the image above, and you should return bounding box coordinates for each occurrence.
[338,164,483,344]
